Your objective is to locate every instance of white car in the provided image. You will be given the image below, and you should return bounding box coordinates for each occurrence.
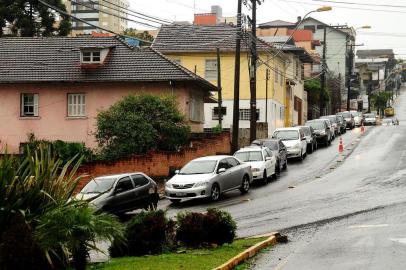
[165,156,253,203]
[272,127,307,161]
[234,146,277,182]
[351,110,364,127]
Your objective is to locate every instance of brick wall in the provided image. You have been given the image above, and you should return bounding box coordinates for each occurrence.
[76,132,230,191]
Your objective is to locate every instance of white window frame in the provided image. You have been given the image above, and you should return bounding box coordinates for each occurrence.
[21,93,39,117]
[68,93,86,117]
[205,59,218,81]
[239,109,260,121]
[81,51,101,63]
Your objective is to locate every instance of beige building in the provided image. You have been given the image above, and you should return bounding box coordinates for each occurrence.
[63,0,129,35]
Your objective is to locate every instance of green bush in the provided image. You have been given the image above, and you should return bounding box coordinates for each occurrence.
[176,208,237,247]
[95,94,191,160]
[110,210,175,257]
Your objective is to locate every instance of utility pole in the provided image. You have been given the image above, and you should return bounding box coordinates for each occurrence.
[265,69,269,123]
[216,48,223,127]
[249,0,258,143]
[231,0,242,153]
[320,26,327,116]
[347,43,354,111]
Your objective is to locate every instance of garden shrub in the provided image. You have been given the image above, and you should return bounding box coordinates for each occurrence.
[176,208,237,247]
[110,210,175,257]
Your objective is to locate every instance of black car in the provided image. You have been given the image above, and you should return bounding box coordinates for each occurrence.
[305,119,332,146]
[299,126,317,153]
[251,138,288,173]
[76,173,159,215]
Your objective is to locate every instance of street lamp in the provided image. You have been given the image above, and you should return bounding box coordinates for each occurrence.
[316,6,333,12]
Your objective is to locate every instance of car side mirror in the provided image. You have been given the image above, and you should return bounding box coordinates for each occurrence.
[266,157,272,161]
[301,137,306,141]
[175,170,180,174]
[218,168,226,174]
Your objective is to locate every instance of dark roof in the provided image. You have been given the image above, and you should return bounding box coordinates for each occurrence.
[356,49,395,59]
[153,24,274,53]
[258,20,296,29]
[261,36,294,45]
[0,36,216,90]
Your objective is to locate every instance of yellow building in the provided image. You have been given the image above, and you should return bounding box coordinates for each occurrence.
[153,25,313,134]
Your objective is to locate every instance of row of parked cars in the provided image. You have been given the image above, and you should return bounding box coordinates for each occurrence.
[75,111,376,214]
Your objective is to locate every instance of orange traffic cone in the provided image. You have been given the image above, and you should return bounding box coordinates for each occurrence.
[361,123,365,133]
[338,137,344,153]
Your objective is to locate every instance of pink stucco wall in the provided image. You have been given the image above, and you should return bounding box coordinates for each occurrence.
[0,82,205,153]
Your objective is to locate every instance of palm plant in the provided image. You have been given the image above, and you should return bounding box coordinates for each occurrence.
[0,146,82,231]
[0,145,83,269]
[35,202,125,270]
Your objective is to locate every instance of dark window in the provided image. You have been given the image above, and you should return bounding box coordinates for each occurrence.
[304,25,316,33]
[279,141,285,150]
[317,25,325,29]
[131,174,150,188]
[265,148,273,157]
[227,158,239,167]
[115,177,133,193]
[218,160,231,171]
[212,107,227,120]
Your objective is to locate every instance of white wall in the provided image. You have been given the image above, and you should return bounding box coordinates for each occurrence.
[204,99,285,137]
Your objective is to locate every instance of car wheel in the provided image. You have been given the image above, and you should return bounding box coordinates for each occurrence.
[262,170,268,184]
[283,160,288,170]
[299,151,304,161]
[239,175,250,194]
[210,183,220,201]
[275,161,281,175]
[170,199,181,204]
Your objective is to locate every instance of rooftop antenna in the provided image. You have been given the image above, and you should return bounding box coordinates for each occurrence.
[193,0,196,14]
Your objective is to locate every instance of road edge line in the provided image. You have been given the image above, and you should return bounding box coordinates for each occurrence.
[213,233,279,270]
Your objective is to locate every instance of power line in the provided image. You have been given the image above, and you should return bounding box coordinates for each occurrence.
[69,0,161,29]
[279,0,406,14]
[312,0,406,9]
[94,0,172,24]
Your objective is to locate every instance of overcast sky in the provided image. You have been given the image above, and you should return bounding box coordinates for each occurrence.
[129,0,406,59]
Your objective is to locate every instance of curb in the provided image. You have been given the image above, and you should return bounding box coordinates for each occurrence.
[214,233,279,270]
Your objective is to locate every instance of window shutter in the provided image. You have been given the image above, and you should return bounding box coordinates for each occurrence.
[33,94,39,116]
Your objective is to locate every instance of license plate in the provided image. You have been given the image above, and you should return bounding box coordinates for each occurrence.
[176,192,186,197]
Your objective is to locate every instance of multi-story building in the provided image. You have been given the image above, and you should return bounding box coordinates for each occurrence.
[153,24,313,134]
[62,0,129,35]
[259,17,356,112]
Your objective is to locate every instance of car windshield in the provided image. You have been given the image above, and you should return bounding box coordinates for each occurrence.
[302,128,311,136]
[179,160,217,175]
[341,112,351,118]
[322,117,336,123]
[264,141,278,150]
[273,130,299,140]
[306,121,325,130]
[80,177,117,194]
[365,114,375,118]
[235,151,263,162]
[352,112,361,117]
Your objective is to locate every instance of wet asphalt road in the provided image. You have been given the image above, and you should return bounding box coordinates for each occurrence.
[160,87,406,269]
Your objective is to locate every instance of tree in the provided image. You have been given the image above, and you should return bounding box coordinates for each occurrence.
[123,27,154,46]
[0,0,71,37]
[95,94,191,160]
[371,91,391,117]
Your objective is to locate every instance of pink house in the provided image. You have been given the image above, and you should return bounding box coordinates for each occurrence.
[0,36,216,153]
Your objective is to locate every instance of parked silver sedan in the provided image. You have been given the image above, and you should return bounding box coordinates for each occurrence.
[165,156,253,204]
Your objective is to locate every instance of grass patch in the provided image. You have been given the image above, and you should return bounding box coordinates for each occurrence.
[89,237,267,270]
